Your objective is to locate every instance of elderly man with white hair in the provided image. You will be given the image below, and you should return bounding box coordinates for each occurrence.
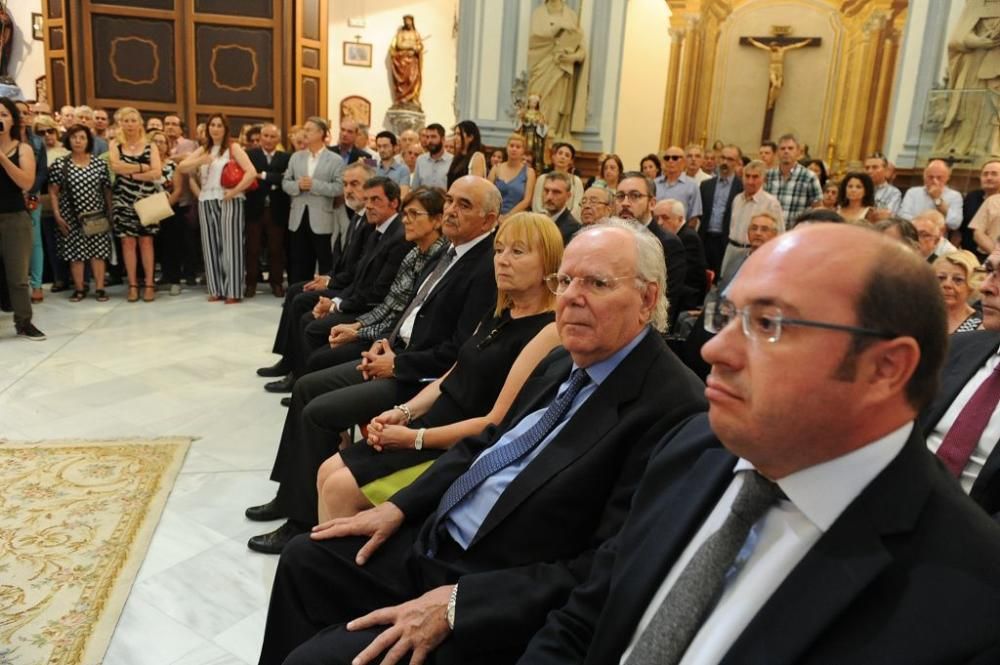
[912,209,958,263]
[74,105,108,155]
[654,198,708,309]
[899,159,964,232]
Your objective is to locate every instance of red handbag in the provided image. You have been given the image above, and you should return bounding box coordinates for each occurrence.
[221,159,258,191]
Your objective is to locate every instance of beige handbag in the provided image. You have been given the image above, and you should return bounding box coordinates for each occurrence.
[134,191,173,226]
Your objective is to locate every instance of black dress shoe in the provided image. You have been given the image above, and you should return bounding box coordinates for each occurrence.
[256,360,289,377]
[245,497,285,522]
[281,397,292,407]
[247,521,307,554]
[264,373,295,393]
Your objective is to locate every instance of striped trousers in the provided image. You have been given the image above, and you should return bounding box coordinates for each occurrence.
[199,198,245,299]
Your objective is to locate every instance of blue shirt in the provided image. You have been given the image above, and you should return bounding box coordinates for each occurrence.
[444,327,651,548]
[707,176,735,234]
[654,173,702,220]
[376,160,410,188]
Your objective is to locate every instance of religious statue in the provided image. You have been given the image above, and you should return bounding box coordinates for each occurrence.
[746,36,815,110]
[516,94,549,168]
[527,0,588,140]
[933,0,1000,159]
[389,14,423,110]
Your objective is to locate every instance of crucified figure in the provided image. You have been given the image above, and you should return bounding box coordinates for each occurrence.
[747,37,815,109]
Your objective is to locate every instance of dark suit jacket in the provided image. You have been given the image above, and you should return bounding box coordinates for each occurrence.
[332,215,411,313]
[699,175,743,239]
[326,211,373,290]
[677,223,708,310]
[645,219,687,327]
[244,147,291,222]
[920,330,1000,516]
[521,414,1000,665]
[391,332,708,659]
[391,234,497,385]
[326,144,368,165]
[553,208,581,246]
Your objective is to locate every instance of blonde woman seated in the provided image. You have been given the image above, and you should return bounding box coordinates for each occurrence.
[933,250,984,333]
[312,213,564,529]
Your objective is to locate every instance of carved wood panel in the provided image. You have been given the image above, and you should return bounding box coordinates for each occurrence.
[43,1,320,135]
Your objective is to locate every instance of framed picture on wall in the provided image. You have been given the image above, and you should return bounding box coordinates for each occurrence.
[343,41,372,68]
[32,13,44,41]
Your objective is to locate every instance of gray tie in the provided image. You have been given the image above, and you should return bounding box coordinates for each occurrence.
[625,471,783,665]
[387,246,457,346]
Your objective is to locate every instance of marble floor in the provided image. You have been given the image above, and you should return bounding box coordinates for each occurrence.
[0,283,293,665]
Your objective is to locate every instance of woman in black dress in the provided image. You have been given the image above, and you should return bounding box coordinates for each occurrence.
[313,212,565,525]
[48,125,113,301]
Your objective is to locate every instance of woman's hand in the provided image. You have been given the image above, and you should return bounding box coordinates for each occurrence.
[367,422,418,452]
[222,188,238,201]
[55,216,70,236]
[328,323,359,346]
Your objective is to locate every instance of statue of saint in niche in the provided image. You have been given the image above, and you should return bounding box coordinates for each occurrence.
[390,14,423,110]
[933,0,1000,158]
[527,0,588,140]
[516,93,549,169]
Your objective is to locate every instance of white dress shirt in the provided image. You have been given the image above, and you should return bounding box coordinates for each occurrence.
[927,346,1000,493]
[306,147,323,177]
[620,423,912,665]
[396,231,492,345]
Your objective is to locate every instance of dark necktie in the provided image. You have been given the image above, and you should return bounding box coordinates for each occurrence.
[624,471,783,665]
[426,369,590,556]
[936,364,1000,477]
[387,246,457,346]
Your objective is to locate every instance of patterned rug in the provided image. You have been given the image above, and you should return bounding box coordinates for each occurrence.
[0,437,191,665]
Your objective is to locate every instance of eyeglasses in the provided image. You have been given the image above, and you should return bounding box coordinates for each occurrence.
[703,298,895,343]
[402,208,429,220]
[613,191,650,203]
[662,155,684,161]
[545,272,640,295]
[580,196,610,207]
[40,129,57,135]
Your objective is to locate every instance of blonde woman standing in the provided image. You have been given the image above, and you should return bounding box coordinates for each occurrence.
[178,114,257,303]
[108,106,162,302]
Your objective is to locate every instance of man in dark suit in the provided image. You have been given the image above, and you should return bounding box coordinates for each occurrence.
[653,198,708,310]
[520,224,1000,665]
[540,171,581,246]
[247,175,502,552]
[920,245,1000,518]
[328,118,370,165]
[256,162,374,386]
[699,144,744,273]
[256,219,708,664]
[244,124,291,297]
[615,172,687,329]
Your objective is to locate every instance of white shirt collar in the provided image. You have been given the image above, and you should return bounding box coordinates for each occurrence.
[375,214,397,234]
[734,421,912,531]
[453,230,493,258]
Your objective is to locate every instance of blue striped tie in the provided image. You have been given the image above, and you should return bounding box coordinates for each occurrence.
[426,369,590,556]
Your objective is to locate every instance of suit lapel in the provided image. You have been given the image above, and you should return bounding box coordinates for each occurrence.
[595,448,736,656]
[421,233,491,310]
[922,332,999,430]
[468,332,656,547]
[721,432,931,665]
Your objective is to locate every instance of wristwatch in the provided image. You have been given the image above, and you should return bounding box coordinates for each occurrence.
[447,584,458,630]
[414,427,427,451]
[934,197,944,207]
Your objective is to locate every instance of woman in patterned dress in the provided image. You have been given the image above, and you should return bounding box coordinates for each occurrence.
[48,124,113,302]
[108,107,162,302]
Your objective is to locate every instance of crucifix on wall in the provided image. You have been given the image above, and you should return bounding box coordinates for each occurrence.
[739,26,821,143]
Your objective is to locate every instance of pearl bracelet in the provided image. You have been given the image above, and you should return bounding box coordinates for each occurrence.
[394,403,413,424]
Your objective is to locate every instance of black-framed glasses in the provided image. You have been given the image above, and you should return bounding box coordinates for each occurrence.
[662,154,684,161]
[613,191,650,203]
[704,298,896,343]
[545,272,640,296]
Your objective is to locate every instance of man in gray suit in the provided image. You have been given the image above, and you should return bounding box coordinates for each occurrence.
[283,117,346,283]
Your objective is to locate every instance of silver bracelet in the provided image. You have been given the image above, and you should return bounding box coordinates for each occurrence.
[447,583,458,630]
[394,404,412,424]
